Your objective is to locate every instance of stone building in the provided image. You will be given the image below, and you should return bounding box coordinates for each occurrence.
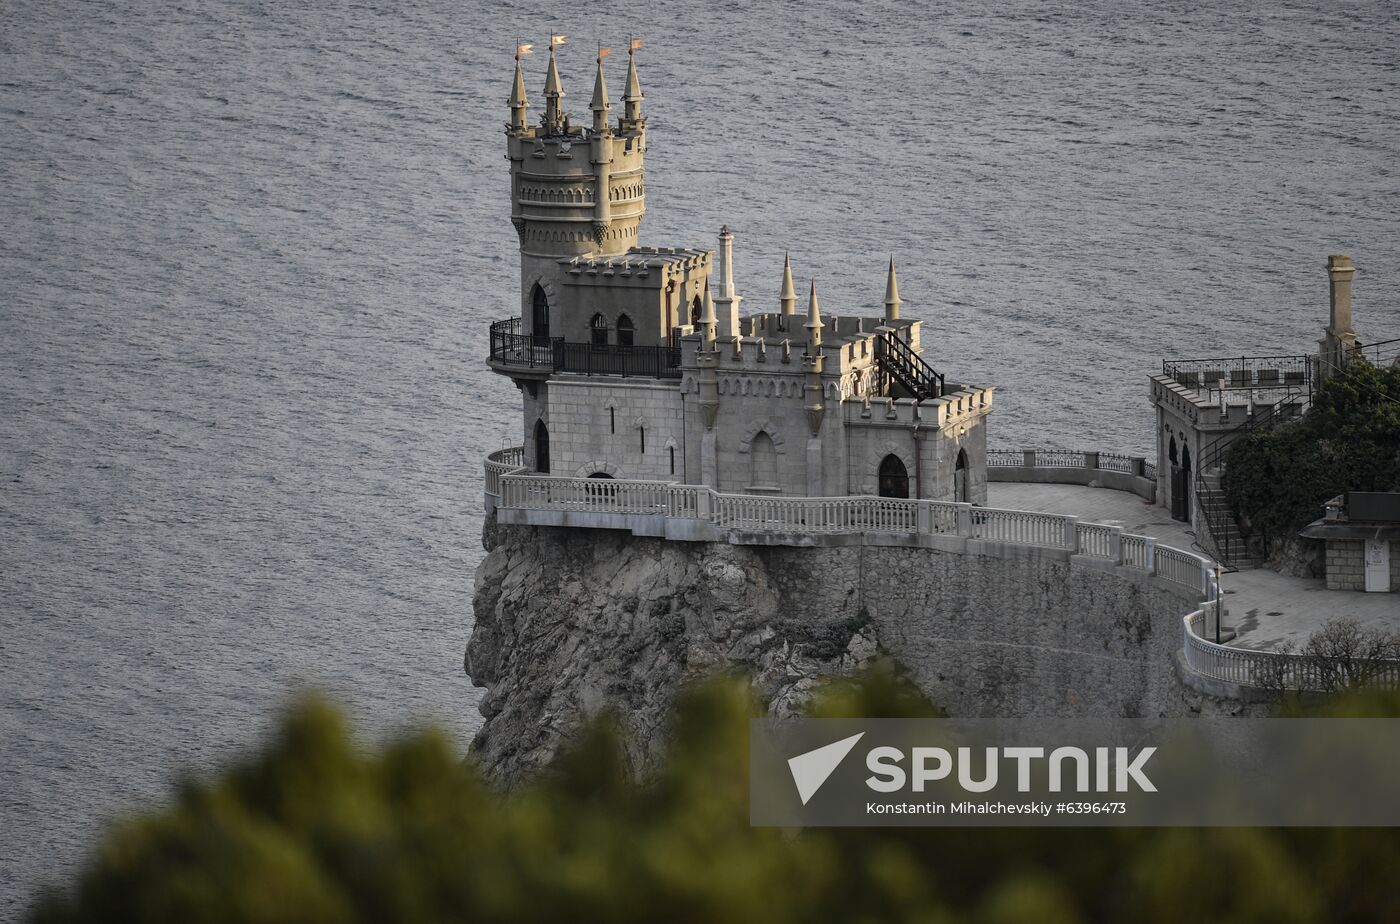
[1301,493,1400,593]
[489,42,994,501]
[1148,256,1363,567]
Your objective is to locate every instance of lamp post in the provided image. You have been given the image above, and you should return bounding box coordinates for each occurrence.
[1214,562,1224,644]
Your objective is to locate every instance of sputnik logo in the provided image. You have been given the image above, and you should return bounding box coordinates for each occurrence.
[787,732,865,805]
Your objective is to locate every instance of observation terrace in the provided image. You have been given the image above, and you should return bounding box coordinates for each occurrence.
[483,445,1400,698]
[488,317,682,381]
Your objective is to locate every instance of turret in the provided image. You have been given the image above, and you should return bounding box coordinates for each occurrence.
[543,36,566,135]
[884,256,902,323]
[622,39,644,126]
[699,278,718,348]
[506,36,645,263]
[779,252,797,319]
[803,281,825,434]
[508,44,531,135]
[590,49,611,135]
[589,49,614,243]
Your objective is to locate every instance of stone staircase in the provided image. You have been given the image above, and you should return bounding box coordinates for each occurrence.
[1196,470,1259,569]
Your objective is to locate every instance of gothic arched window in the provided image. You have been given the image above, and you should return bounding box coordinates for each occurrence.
[590,313,609,347]
[954,449,969,503]
[616,314,634,347]
[690,296,703,327]
[750,431,779,490]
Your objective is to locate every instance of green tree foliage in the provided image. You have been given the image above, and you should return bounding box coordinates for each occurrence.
[30,672,1400,924]
[1224,360,1400,548]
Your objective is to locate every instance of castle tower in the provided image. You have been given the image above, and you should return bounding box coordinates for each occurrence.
[506,38,648,341]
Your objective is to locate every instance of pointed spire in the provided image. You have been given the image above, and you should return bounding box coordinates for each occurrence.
[623,38,644,122]
[779,252,797,316]
[805,280,823,352]
[590,49,611,133]
[509,43,532,134]
[884,256,902,322]
[544,37,565,132]
[699,285,718,348]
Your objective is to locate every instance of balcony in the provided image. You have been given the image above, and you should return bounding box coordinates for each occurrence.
[488,318,682,380]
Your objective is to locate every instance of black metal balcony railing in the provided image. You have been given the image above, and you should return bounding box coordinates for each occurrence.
[489,318,682,379]
[1160,353,1311,390]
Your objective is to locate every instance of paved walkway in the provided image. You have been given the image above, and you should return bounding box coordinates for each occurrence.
[988,483,1400,651]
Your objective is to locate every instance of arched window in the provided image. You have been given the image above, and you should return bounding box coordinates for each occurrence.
[1168,437,1178,466]
[590,313,609,347]
[751,431,779,490]
[616,314,634,347]
[534,419,550,474]
[878,454,909,499]
[531,285,550,342]
[690,296,703,327]
[587,472,614,479]
[954,449,969,503]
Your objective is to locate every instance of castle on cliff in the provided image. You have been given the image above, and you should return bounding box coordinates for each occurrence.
[488,40,995,502]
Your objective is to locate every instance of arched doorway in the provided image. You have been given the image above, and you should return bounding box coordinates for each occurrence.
[1169,437,1188,522]
[954,449,969,503]
[534,419,550,474]
[750,431,778,490]
[616,314,634,347]
[531,284,550,343]
[585,470,616,501]
[1180,445,1192,524]
[878,454,909,499]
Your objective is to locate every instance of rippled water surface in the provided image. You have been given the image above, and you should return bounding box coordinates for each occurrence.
[3,0,1398,914]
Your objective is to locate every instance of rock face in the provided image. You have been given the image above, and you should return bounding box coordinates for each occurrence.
[466,517,1256,781]
[1265,535,1326,580]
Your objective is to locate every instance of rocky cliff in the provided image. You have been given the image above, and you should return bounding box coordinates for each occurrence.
[466,516,1253,781]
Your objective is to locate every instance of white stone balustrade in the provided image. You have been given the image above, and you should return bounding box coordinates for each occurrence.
[1181,608,1400,692]
[484,447,1400,696]
[483,447,1211,597]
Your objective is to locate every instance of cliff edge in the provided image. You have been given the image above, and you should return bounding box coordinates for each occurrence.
[467,516,1251,781]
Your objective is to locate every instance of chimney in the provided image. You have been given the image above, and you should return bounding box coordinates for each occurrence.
[713,225,742,339]
[1327,254,1355,341]
[1318,254,1358,381]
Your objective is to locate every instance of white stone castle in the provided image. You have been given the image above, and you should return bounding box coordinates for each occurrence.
[490,40,994,502]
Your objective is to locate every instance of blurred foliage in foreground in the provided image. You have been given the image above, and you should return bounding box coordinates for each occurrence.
[31,666,1400,924]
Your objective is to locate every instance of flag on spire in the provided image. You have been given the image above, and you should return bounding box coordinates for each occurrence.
[550,33,567,48]
[515,41,533,59]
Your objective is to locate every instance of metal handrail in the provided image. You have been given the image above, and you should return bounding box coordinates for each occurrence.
[488,317,681,379]
[875,331,944,399]
[1192,387,1306,569]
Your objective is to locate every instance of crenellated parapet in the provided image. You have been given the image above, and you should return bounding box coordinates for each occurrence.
[507,39,648,260]
[846,386,996,434]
